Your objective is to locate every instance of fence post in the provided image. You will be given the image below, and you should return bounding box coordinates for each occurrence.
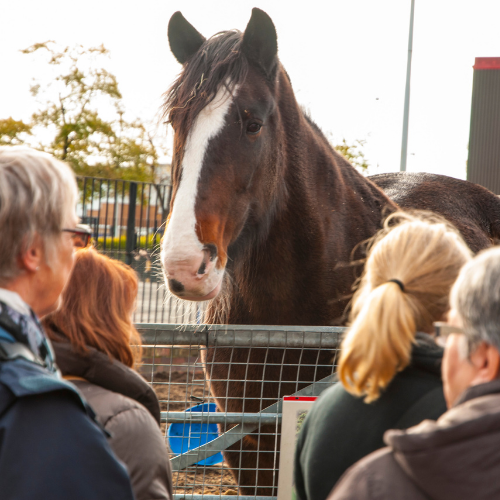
[126,182,137,265]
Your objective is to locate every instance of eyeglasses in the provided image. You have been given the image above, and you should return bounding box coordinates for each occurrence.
[433,321,465,347]
[62,228,92,248]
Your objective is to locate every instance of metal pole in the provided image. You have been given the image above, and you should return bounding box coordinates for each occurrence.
[400,0,415,172]
[126,182,137,265]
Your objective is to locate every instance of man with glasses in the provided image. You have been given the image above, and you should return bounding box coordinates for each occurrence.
[329,247,500,500]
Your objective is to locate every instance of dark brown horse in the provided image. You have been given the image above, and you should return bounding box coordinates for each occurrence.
[161,8,500,494]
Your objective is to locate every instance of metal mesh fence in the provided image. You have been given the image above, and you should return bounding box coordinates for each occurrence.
[137,324,346,500]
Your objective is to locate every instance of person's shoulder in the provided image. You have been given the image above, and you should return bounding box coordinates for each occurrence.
[5,388,102,439]
[328,447,424,500]
[0,389,135,500]
[73,379,152,427]
[310,380,368,421]
[105,395,163,445]
[312,381,352,411]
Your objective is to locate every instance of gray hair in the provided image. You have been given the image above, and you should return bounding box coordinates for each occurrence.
[450,246,500,353]
[0,146,78,284]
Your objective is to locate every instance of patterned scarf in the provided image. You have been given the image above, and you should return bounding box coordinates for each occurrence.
[0,301,57,373]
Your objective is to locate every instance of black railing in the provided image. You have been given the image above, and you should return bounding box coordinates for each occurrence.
[76,177,199,323]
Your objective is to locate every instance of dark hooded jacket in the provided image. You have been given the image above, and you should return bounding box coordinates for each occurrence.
[52,341,172,500]
[329,378,500,500]
[0,301,135,500]
[295,333,446,500]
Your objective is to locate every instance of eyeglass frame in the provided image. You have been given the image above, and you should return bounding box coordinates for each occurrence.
[433,321,466,349]
[433,322,465,338]
[62,228,92,248]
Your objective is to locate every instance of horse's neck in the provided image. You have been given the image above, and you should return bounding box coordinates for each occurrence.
[210,75,395,326]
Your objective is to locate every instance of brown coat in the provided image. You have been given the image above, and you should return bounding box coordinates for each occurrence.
[328,379,500,500]
[53,341,172,500]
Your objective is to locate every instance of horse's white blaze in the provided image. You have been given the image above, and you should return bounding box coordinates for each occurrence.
[162,85,236,278]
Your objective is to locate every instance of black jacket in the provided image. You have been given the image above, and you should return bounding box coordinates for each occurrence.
[0,357,136,500]
[0,299,135,500]
[294,333,446,500]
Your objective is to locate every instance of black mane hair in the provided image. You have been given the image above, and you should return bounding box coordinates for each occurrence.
[163,30,249,152]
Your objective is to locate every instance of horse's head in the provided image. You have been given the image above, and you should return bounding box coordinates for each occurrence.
[162,8,286,301]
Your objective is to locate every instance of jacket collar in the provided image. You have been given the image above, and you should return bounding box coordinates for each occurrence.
[0,300,57,373]
[51,340,161,425]
[409,332,444,377]
[454,378,500,407]
[385,379,500,500]
[0,288,31,317]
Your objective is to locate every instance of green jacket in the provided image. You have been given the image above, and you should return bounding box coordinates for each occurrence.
[294,333,446,500]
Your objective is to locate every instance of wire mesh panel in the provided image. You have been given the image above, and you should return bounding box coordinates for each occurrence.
[137,324,346,500]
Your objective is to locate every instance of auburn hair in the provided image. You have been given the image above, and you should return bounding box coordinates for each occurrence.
[339,212,472,403]
[43,247,142,368]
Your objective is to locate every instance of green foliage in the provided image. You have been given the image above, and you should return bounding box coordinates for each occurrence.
[0,117,32,146]
[5,41,167,181]
[334,138,369,173]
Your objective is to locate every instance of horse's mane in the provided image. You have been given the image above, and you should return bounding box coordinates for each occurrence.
[163,30,249,152]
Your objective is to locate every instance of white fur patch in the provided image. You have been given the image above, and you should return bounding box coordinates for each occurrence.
[162,85,237,268]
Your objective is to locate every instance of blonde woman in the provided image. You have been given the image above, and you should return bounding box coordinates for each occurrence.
[294,212,472,500]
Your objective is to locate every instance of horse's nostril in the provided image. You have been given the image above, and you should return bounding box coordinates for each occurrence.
[197,262,206,275]
[204,243,218,262]
[169,279,185,293]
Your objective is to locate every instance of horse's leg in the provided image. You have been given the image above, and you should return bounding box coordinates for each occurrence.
[203,347,334,494]
[222,429,280,496]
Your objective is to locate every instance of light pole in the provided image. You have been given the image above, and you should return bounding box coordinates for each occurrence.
[400,0,416,172]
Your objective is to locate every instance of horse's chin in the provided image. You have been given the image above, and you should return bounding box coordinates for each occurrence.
[176,279,222,302]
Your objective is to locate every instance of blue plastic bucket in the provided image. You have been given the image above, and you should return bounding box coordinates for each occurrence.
[167,403,223,466]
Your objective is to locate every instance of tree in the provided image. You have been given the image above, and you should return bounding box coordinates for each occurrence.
[0,117,32,146]
[333,138,369,173]
[7,41,167,181]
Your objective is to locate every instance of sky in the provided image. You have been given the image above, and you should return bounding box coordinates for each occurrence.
[1,0,500,179]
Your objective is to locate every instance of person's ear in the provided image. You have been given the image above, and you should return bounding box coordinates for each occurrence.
[18,235,43,273]
[469,342,500,385]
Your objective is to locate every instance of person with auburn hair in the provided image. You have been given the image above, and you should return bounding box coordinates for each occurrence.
[43,248,172,500]
[294,212,472,500]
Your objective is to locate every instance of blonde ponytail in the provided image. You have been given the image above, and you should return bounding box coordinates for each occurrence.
[338,211,472,403]
[339,282,416,402]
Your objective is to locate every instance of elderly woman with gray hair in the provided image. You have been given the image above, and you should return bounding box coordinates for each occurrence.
[0,147,135,500]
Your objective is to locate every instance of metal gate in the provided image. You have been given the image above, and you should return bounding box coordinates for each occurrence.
[137,323,347,500]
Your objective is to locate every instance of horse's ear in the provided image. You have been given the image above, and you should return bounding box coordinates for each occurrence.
[242,8,278,76]
[168,11,206,64]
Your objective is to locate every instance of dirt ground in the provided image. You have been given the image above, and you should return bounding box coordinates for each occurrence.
[152,371,239,495]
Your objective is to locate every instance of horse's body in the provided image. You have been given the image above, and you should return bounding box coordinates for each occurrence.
[162,9,500,494]
[370,172,500,252]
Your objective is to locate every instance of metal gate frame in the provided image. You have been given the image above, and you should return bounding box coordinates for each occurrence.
[137,323,347,500]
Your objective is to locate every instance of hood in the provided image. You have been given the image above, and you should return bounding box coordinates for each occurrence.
[385,379,500,500]
[52,340,161,425]
[409,332,443,377]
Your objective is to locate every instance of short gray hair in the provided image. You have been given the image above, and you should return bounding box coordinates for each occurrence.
[450,246,500,353]
[0,146,77,284]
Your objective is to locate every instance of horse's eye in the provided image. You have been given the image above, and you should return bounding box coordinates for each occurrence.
[247,123,262,135]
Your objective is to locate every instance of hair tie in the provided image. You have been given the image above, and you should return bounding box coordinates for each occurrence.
[387,279,405,292]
